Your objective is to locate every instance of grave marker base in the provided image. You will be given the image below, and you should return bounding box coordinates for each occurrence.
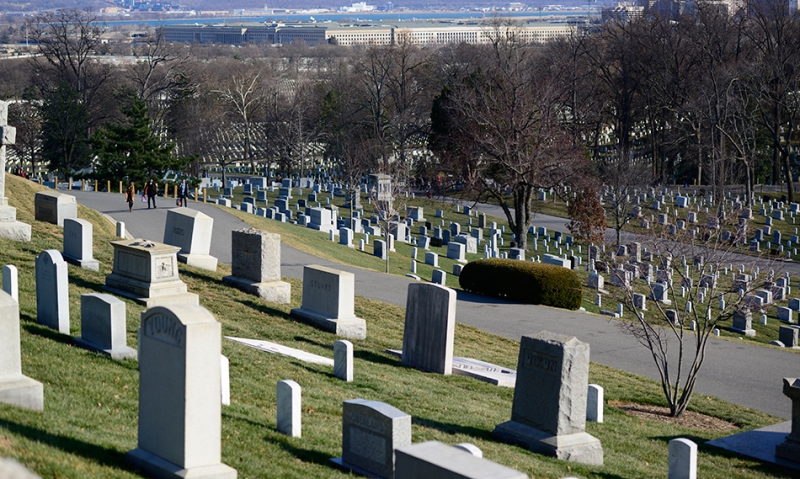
[73,337,138,360]
[104,282,199,308]
[330,457,383,479]
[177,253,218,272]
[222,276,291,304]
[0,206,31,242]
[62,253,100,271]
[0,375,44,411]
[492,420,603,466]
[729,326,756,337]
[290,308,366,339]
[127,448,237,479]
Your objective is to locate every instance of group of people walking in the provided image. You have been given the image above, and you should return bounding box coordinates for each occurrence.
[125,179,188,212]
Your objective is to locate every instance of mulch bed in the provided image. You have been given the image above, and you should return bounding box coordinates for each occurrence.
[609,401,739,431]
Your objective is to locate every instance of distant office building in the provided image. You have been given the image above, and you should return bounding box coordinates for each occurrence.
[159,21,576,46]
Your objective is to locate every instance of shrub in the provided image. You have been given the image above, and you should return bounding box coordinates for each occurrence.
[459,258,582,309]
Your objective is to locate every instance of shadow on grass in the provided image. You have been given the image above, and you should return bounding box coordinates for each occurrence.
[411,415,493,441]
[241,300,292,320]
[0,418,129,470]
[22,322,74,346]
[353,349,401,367]
[66,274,107,294]
[293,336,334,351]
[179,268,224,284]
[265,434,335,468]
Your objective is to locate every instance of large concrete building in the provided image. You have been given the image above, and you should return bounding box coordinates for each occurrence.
[158,21,577,46]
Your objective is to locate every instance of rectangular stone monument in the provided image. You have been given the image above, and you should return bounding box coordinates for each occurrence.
[74,293,137,360]
[493,331,603,465]
[163,208,218,271]
[339,227,354,248]
[308,207,336,234]
[223,228,291,304]
[0,105,31,242]
[62,218,100,271]
[332,398,412,479]
[0,289,44,411]
[127,305,237,479]
[779,326,800,348]
[290,265,366,339]
[34,190,77,226]
[447,242,467,263]
[106,239,199,307]
[374,240,388,260]
[36,250,70,334]
[401,283,456,375]
[425,251,439,267]
[731,310,756,337]
[395,441,527,479]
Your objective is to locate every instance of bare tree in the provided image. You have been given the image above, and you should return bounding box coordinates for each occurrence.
[8,100,42,176]
[215,62,266,172]
[614,220,777,417]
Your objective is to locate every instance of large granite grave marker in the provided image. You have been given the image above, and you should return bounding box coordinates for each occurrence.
[395,441,527,479]
[290,265,366,339]
[493,331,603,465]
[401,283,456,375]
[163,208,218,271]
[74,293,136,360]
[0,290,44,410]
[127,305,237,479]
[34,190,77,226]
[332,398,412,479]
[106,239,199,307]
[222,228,291,303]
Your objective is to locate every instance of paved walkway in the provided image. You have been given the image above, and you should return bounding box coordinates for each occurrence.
[71,190,797,419]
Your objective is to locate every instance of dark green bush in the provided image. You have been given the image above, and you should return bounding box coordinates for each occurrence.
[459,258,582,310]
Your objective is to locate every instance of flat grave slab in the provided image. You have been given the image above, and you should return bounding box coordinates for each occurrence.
[226,337,333,366]
[387,350,516,387]
[707,421,800,471]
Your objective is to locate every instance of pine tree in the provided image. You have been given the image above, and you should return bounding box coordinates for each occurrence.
[92,97,191,187]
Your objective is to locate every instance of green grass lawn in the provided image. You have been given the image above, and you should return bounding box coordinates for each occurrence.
[0,177,795,478]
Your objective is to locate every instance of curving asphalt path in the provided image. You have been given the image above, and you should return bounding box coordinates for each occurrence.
[69,189,798,420]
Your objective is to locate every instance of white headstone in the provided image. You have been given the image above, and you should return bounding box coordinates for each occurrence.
[75,293,136,360]
[220,355,230,406]
[2,264,18,302]
[334,340,354,382]
[587,384,604,423]
[277,379,301,438]
[163,208,218,271]
[668,438,697,479]
[62,218,100,271]
[290,265,366,339]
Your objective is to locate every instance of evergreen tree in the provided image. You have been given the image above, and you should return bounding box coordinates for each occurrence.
[92,97,191,187]
[40,83,92,176]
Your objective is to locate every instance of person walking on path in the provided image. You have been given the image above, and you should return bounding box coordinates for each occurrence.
[178,179,188,207]
[145,179,157,209]
[125,182,136,212]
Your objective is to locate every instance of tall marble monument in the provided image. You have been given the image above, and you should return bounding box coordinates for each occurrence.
[0,102,31,242]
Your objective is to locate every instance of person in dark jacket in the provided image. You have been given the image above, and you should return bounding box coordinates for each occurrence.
[178,179,188,207]
[145,179,157,209]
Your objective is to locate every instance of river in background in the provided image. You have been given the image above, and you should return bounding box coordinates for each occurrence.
[101,9,596,28]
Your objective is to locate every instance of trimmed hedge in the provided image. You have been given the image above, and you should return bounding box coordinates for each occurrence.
[459,258,582,310]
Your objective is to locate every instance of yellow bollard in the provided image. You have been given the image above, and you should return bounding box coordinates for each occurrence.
[194,188,198,203]
[94,180,98,192]
[165,184,170,198]
[107,180,111,192]
[203,188,207,203]
[81,179,85,191]
[39,177,42,185]
[119,181,123,194]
